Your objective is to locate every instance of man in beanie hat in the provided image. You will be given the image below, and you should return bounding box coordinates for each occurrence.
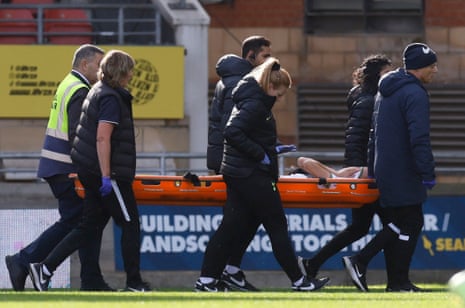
[403,42,437,71]
[342,42,437,292]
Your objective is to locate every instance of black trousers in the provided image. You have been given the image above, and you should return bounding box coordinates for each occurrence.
[357,203,424,286]
[222,197,261,268]
[309,200,384,270]
[43,171,143,285]
[19,174,104,285]
[200,170,302,282]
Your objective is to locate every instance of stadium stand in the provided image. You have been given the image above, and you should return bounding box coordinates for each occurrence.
[0,8,37,44]
[10,0,54,3]
[44,8,92,44]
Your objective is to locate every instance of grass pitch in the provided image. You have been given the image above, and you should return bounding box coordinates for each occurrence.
[0,285,461,308]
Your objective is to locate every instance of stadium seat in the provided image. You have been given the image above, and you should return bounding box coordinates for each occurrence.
[0,9,37,44]
[10,0,56,18]
[44,9,92,44]
[11,0,54,3]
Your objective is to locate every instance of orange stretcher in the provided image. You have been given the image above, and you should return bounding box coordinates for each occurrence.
[73,173,379,208]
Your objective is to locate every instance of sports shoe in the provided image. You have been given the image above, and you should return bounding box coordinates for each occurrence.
[5,254,28,291]
[195,279,231,292]
[29,263,52,292]
[221,270,260,291]
[292,276,330,291]
[80,280,116,291]
[124,281,152,292]
[297,256,318,279]
[386,282,428,292]
[342,256,368,292]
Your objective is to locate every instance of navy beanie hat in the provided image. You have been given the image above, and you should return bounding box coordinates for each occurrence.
[403,43,437,70]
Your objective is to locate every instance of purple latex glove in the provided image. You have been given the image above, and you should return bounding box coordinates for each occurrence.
[422,179,436,190]
[99,176,113,196]
[261,153,270,165]
[276,144,297,154]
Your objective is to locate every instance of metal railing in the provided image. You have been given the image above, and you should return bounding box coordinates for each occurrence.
[0,152,211,179]
[0,3,170,45]
[1,151,463,181]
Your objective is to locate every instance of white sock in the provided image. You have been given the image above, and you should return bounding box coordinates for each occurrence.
[42,264,52,276]
[293,276,305,286]
[225,265,240,275]
[199,277,215,284]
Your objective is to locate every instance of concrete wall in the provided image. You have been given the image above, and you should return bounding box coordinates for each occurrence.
[0,119,190,177]
[205,0,465,145]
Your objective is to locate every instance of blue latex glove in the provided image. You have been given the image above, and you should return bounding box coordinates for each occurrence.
[99,176,113,196]
[276,144,297,154]
[261,153,270,165]
[422,179,436,190]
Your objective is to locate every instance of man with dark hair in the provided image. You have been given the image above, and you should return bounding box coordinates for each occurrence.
[240,35,272,64]
[5,44,112,292]
[208,35,271,174]
[206,35,271,291]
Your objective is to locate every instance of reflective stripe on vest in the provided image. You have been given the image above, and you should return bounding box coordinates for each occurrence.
[41,74,88,164]
[40,148,73,164]
[45,74,86,140]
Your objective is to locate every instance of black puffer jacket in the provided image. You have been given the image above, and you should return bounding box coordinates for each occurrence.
[344,85,375,167]
[71,81,136,181]
[220,76,279,180]
[207,54,252,173]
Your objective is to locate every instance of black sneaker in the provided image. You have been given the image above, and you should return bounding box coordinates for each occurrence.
[221,270,260,291]
[386,282,428,292]
[5,254,28,291]
[28,263,52,292]
[80,280,116,291]
[124,281,151,292]
[297,256,318,279]
[292,276,330,291]
[195,279,231,292]
[342,256,368,292]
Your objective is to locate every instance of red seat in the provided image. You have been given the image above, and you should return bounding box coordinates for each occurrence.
[44,9,92,44]
[11,0,56,17]
[0,9,37,44]
[11,0,54,3]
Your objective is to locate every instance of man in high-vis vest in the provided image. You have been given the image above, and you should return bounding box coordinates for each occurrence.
[5,44,111,291]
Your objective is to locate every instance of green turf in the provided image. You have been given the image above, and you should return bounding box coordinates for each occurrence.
[0,285,462,308]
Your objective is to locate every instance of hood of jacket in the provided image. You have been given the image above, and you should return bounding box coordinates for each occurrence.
[378,67,423,97]
[232,76,277,109]
[216,54,253,79]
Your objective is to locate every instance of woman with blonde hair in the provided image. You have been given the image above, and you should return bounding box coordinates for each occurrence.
[196,58,329,292]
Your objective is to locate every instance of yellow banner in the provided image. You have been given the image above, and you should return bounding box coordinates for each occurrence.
[0,45,184,119]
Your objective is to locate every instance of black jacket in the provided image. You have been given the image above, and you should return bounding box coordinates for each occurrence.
[207,54,252,173]
[220,76,279,180]
[71,81,136,181]
[344,85,375,167]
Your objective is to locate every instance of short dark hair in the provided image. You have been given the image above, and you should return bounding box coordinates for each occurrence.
[241,35,271,58]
